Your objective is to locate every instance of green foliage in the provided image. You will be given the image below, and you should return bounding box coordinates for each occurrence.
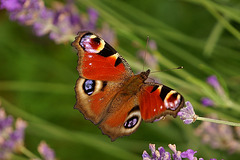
[0,0,240,159]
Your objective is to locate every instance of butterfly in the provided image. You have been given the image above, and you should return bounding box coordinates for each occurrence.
[72,31,185,141]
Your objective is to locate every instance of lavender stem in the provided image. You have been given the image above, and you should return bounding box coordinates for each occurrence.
[197,116,240,127]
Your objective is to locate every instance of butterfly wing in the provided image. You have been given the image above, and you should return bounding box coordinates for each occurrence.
[72,31,133,81]
[98,82,184,141]
[72,31,185,141]
[99,93,142,141]
[139,83,185,122]
[72,32,134,124]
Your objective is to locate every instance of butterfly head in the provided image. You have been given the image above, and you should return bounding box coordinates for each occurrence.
[139,69,151,81]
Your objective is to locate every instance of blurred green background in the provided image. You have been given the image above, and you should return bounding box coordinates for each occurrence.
[1,0,240,159]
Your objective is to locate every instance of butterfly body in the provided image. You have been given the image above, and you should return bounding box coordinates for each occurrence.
[72,31,184,141]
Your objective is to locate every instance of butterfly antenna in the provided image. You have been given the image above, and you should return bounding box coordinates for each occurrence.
[151,66,184,73]
[142,36,150,71]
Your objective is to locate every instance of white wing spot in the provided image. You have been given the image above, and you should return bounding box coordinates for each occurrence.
[160,105,163,110]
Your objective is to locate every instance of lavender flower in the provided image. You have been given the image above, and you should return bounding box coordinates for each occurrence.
[181,149,197,160]
[207,76,220,89]
[206,75,226,98]
[142,143,206,160]
[86,8,99,30]
[195,114,240,154]
[38,141,56,160]
[142,143,171,160]
[0,0,24,11]
[168,144,182,160]
[49,2,83,43]
[178,101,198,124]
[0,0,116,44]
[0,107,27,159]
[200,75,229,107]
[201,97,214,107]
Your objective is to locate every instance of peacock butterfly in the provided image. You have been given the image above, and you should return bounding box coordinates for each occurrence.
[72,31,185,141]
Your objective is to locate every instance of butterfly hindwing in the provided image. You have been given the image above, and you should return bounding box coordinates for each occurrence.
[139,83,185,122]
[75,78,117,124]
[99,94,141,141]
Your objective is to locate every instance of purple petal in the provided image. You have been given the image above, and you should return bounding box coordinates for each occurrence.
[158,147,171,160]
[0,116,13,131]
[87,8,98,30]
[158,146,166,155]
[38,141,55,160]
[181,149,197,160]
[163,152,171,160]
[177,101,197,124]
[168,144,182,160]
[201,97,214,107]
[142,151,151,160]
[149,143,156,157]
[207,75,220,89]
[2,139,15,150]
[0,0,25,11]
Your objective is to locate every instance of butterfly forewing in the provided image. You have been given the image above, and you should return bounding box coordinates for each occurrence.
[72,31,134,124]
[72,31,133,81]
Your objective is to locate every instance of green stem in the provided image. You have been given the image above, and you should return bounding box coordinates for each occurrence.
[19,146,41,159]
[197,116,240,127]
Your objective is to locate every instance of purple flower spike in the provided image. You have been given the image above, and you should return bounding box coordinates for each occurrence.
[0,108,14,132]
[181,149,197,160]
[1,0,116,44]
[87,8,99,30]
[0,0,24,11]
[0,116,13,131]
[168,144,182,160]
[206,75,226,97]
[158,147,171,160]
[38,141,56,160]
[142,150,151,160]
[142,143,219,160]
[207,76,220,89]
[143,144,172,160]
[0,107,28,159]
[201,97,214,107]
[9,118,27,151]
[177,101,197,124]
